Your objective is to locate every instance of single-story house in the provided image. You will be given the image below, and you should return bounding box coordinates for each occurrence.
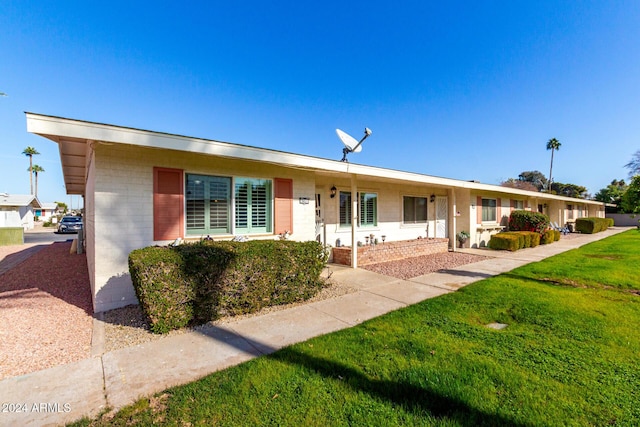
[35,202,59,222]
[26,113,606,313]
[0,193,42,230]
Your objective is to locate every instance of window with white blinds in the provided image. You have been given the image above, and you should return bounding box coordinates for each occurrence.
[235,178,272,234]
[186,175,231,235]
[339,192,351,227]
[339,191,377,228]
[186,174,271,235]
[360,193,377,227]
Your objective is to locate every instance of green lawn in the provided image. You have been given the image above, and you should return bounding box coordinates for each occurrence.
[74,230,640,426]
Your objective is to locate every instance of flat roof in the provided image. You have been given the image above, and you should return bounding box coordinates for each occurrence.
[25,112,604,207]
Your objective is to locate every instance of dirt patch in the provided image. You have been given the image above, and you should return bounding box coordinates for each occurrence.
[0,241,93,380]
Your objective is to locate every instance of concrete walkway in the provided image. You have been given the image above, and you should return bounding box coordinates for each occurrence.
[0,227,630,426]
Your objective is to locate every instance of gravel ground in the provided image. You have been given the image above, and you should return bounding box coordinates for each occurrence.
[362,251,490,280]
[103,251,488,352]
[0,241,93,380]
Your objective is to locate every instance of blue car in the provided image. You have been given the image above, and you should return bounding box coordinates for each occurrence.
[57,216,83,234]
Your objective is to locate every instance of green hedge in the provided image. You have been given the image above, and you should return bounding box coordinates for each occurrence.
[540,229,557,244]
[575,217,610,234]
[0,227,23,246]
[508,210,550,233]
[129,240,329,334]
[606,217,615,227]
[488,231,541,251]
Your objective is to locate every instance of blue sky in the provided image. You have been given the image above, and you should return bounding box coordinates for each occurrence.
[1,1,639,205]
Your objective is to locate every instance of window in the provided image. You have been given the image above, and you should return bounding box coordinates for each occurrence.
[567,204,574,220]
[403,196,428,224]
[186,174,271,235]
[482,198,497,222]
[360,193,377,227]
[514,200,524,210]
[186,174,231,235]
[235,178,272,234]
[339,191,378,227]
[339,192,352,227]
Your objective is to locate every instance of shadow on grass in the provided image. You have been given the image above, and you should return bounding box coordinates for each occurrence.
[273,349,530,426]
[192,324,528,426]
[435,269,494,279]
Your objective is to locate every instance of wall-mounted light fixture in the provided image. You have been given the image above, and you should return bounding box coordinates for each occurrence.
[430,194,436,203]
[330,186,337,198]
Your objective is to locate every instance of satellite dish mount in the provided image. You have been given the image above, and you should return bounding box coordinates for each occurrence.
[336,127,372,162]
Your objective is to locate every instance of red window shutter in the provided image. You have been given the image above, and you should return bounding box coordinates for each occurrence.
[153,167,184,241]
[476,196,482,224]
[510,199,515,212]
[274,178,293,235]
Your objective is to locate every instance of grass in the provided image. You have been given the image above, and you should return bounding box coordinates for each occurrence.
[73,230,640,426]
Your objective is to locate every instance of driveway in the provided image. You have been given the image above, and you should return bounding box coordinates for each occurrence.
[24,226,76,244]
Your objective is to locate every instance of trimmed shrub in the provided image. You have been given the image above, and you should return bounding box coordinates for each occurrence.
[519,231,541,247]
[508,210,550,234]
[540,229,556,244]
[575,217,610,234]
[129,246,196,334]
[553,229,561,241]
[606,217,615,227]
[488,233,521,251]
[129,240,329,334]
[488,231,543,251]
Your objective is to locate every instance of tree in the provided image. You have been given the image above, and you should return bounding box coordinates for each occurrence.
[501,178,539,192]
[22,146,40,194]
[31,165,44,197]
[624,150,640,178]
[55,201,68,214]
[594,179,627,207]
[549,181,588,199]
[546,138,561,191]
[621,175,640,213]
[519,170,548,191]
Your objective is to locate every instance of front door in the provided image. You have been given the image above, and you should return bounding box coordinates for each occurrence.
[436,196,448,238]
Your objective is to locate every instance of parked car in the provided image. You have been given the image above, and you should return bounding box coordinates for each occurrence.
[57,216,83,234]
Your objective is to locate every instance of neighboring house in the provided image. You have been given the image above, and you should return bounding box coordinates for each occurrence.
[35,202,59,222]
[0,193,42,230]
[26,113,606,313]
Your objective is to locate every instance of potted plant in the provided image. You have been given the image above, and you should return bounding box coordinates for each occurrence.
[456,231,470,248]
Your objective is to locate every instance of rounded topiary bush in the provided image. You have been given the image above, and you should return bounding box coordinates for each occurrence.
[508,210,550,234]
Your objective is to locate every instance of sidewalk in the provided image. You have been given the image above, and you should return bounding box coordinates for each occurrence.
[0,227,630,426]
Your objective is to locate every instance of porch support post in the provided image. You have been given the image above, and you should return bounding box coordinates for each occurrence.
[448,187,456,252]
[351,176,358,269]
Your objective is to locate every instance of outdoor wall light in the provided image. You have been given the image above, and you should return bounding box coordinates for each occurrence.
[430,194,436,203]
[330,186,337,198]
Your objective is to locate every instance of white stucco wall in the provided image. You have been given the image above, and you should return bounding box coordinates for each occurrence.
[0,209,21,227]
[84,148,98,310]
[90,144,318,312]
[317,177,448,248]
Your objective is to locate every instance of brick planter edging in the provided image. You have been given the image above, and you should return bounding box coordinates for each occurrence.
[332,238,450,266]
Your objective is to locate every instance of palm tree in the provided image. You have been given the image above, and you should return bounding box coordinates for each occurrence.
[22,146,40,194]
[546,138,561,191]
[31,165,45,197]
[624,150,640,178]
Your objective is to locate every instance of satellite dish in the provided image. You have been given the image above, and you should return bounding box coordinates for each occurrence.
[336,127,372,162]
